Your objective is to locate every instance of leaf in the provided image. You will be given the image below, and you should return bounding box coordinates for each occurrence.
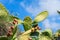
[0,3,8,16]
[23,16,32,31]
[33,11,48,23]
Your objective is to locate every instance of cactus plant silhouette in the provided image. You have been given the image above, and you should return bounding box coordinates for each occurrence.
[0,3,50,40]
[0,3,23,40]
[18,11,48,40]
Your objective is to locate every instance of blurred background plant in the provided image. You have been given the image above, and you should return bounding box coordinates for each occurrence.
[0,3,23,40]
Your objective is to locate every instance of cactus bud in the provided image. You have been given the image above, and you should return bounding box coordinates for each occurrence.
[37,27,41,30]
[10,26,14,30]
[7,32,13,37]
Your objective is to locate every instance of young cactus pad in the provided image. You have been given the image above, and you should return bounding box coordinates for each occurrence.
[23,16,32,31]
[33,11,48,23]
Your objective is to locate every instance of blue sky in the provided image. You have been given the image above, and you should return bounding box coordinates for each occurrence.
[0,0,60,33]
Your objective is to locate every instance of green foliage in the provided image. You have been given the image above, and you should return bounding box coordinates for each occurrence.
[54,29,60,37]
[23,11,48,31]
[0,3,21,40]
[0,3,8,16]
[0,15,9,22]
[23,16,32,31]
[0,3,9,22]
[42,32,50,36]
[42,29,52,37]
[39,36,52,40]
[57,29,60,33]
[18,11,48,40]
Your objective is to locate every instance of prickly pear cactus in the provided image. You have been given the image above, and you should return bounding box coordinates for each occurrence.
[33,11,48,24]
[39,29,52,40]
[23,16,32,31]
[0,3,51,40]
[0,3,22,40]
[18,11,48,40]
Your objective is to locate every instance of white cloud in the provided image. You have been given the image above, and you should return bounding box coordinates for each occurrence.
[20,0,42,16]
[20,2,25,8]
[20,0,60,16]
[42,19,51,29]
[42,19,60,31]
[39,0,60,16]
